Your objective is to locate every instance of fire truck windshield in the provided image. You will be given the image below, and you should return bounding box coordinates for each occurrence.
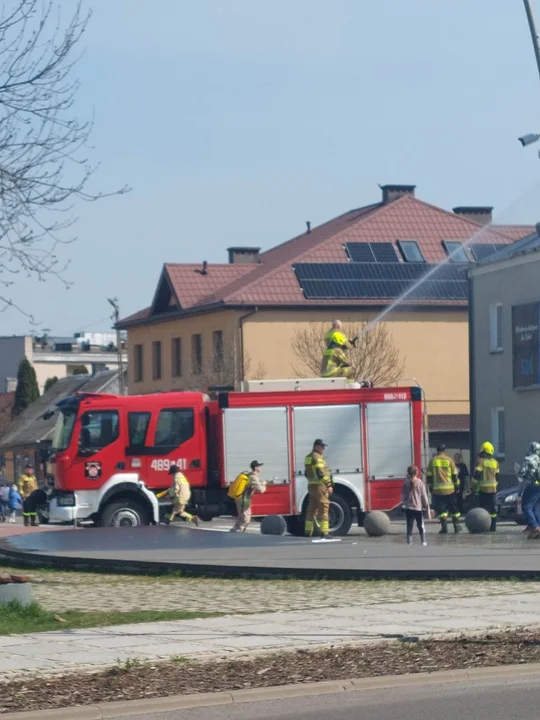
[52,408,77,452]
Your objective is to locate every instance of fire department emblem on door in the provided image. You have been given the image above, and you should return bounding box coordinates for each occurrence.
[85,461,102,480]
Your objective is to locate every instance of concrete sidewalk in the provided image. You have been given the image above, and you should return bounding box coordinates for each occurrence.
[2,590,540,678]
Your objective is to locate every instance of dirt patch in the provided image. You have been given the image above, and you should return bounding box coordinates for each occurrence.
[2,629,540,714]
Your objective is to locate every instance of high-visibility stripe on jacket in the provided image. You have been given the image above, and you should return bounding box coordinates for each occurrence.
[321,348,350,377]
[426,454,458,496]
[474,455,499,493]
[304,452,331,487]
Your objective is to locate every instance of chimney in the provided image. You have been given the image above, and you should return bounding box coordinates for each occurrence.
[306,221,311,234]
[453,206,493,226]
[227,247,261,264]
[380,184,416,204]
[5,377,16,393]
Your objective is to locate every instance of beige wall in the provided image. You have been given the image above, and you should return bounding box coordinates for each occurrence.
[32,362,95,393]
[472,252,540,479]
[126,307,469,415]
[126,310,242,393]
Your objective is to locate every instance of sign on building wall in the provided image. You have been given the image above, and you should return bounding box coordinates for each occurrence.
[512,302,540,388]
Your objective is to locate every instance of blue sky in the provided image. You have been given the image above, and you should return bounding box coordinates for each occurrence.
[4,0,540,334]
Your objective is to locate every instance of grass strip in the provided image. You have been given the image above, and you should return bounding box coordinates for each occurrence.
[0,601,220,635]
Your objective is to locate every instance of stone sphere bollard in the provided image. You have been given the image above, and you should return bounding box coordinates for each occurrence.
[465,507,491,534]
[364,511,391,537]
[261,515,287,536]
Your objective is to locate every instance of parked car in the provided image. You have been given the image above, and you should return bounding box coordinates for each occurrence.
[497,483,525,524]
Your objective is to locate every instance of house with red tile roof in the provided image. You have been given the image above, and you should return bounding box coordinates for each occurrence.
[118,184,533,458]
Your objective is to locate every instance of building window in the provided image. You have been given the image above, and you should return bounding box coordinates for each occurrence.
[443,240,469,263]
[171,338,182,377]
[134,344,143,383]
[212,330,224,372]
[491,408,505,456]
[489,303,503,352]
[192,334,202,374]
[152,341,162,380]
[397,240,425,263]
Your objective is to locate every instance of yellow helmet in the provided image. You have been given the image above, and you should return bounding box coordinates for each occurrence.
[480,441,494,455]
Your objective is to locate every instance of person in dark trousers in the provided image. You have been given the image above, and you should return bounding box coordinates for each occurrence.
[22,488,48,527]
[454,453,469,515]
[426,444,461,534]
[401,465,429,546]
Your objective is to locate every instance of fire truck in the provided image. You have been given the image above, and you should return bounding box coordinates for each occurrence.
[46,378,425,535]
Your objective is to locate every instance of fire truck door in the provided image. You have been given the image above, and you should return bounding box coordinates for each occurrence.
[144,405,205,490]
[222,407,292,516]
[72,408,123,490]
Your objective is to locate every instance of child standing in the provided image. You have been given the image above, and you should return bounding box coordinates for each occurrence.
[7,484,22,523]
[401,465,429,546]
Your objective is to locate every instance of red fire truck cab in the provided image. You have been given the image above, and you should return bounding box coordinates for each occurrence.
[47,379,425,535]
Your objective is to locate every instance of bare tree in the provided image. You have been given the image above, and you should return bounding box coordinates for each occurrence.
[183,338,267,391]
[0,0,128,320]
[291,322,405,386]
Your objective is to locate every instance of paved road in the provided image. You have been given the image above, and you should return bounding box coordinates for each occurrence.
[107,674,540,719]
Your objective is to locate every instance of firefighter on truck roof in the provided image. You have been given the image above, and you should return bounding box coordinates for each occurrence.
[320,320,357,379]
[473,441,499,532]
[426,444,461,534]
[304,439,333,539]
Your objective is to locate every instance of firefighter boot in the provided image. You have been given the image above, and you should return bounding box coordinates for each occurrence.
[23,515,30,527]
[452,517,461,534]
[439,517,448,534]
[31,515,39,528]
[490,516,497,532]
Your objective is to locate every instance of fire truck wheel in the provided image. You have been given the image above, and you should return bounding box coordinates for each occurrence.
[328,494,353,536]
[99,498,150,528]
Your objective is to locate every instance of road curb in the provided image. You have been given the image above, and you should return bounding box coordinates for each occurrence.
[4,662,540,719]
[2,545,540,581]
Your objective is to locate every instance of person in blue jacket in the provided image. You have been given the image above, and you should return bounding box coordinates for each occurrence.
[8,484,22,523]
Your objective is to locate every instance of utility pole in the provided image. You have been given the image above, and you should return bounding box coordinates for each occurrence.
[107,298,126,396]
[523,0,540,83]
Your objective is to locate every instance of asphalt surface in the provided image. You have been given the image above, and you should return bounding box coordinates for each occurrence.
[102,674,540,719]
[2,521,540,578]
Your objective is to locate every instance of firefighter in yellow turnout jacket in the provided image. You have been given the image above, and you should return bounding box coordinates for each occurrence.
[162,465,199,526]
[320,320,356,379]
[304,439,333,538]
[426,444,461,534]
[473,441,499,532]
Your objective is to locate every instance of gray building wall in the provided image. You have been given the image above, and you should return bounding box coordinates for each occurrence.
[471,251,540,485]
[0,336,26,392]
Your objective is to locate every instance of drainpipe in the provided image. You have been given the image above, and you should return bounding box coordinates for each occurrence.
[468,274,476,466]
[239,307,258,381]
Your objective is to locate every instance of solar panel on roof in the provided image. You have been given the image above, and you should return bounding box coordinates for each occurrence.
[370,243,399,263]
[469,243,497,261]
[345,243,375,262]
[295,263,468,301]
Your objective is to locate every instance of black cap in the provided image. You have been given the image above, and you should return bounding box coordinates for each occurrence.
[168,464,180,475]
[313,439,327,447]
[250,460,263,469]
[436,444,446,453]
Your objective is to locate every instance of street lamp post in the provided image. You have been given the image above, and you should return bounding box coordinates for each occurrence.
[523,0,540,82]
[519,1,540,149]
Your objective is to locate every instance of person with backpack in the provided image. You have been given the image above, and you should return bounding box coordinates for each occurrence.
[472,441,499,532]
[519,442,540,538]
[228,461,267,532]
[401,465,429,546]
